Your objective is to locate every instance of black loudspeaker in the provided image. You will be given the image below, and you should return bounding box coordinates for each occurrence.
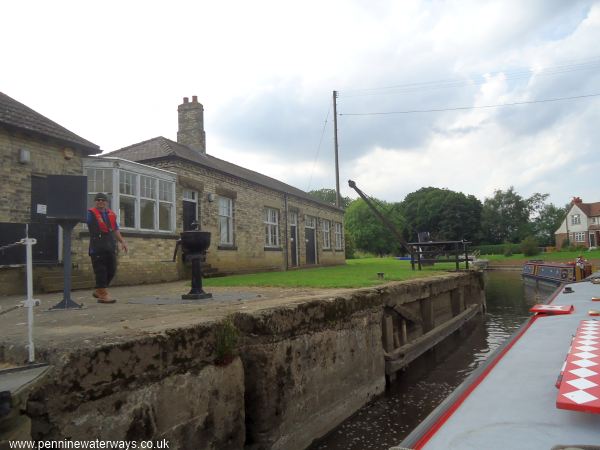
[46,175,88,221]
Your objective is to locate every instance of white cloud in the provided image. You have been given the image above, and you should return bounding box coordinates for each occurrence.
[1,0,599,208]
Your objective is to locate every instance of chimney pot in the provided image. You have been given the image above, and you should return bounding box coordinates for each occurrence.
[183,97,189,104]
[192,95,198,102]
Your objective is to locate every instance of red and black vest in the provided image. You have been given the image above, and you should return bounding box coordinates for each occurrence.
[88,208,118,254]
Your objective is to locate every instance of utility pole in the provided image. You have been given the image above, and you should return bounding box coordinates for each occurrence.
[333,90,341,208]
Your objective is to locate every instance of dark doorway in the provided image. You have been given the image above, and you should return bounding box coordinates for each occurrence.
[290,212,298,267]
[305,215,316,265]
[29,176,59,263]
[183,191,199,231]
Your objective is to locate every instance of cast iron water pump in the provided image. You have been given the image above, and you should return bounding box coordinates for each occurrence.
[173,223,213,299]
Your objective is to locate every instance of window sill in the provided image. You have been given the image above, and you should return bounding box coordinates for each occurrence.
[322,248,332,252]
[264,246,283,252]
[79,231,179,239]
[218,245,238,251]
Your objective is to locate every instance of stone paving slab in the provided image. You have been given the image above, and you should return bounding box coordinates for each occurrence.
[0,279,353,364]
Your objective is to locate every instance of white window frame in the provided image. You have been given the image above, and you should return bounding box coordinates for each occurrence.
[264,207,280,248]
[322,219,331,249]
[334,222,343,250]
[83,157,176,233]
[218,196,234,245]
[571,214,581,225]
[574,232,586,242]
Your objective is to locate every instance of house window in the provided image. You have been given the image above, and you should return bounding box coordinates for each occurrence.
[85,163,175,233]
[592,217,598,224]
[140,175,156,230]
[264,207,279,247]
[218,196,233,245]
[334,222,343,250]
[574,232,586,242]
[158,181,174,231]
[119,171,137,228]
[571,214,581,225]
[87,168,113,207]
[322,219,331,249]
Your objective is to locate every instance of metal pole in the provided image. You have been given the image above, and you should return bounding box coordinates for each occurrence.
[21,231,39,363]
[333,90,341,208]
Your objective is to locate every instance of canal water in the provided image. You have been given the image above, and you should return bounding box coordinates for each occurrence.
[310,270,557,450]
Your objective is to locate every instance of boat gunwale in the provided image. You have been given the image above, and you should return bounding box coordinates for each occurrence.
[397,282,564,449]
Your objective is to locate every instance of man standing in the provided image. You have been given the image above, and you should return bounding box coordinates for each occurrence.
[87,193,128,303]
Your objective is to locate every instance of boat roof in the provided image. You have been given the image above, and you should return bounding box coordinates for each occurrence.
[397,277,600,450]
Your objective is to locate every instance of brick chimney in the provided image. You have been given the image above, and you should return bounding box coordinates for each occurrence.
[572,197,583,204]
[177,96,206,153]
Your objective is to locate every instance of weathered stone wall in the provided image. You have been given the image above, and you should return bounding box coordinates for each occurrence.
[5,273,484,450]
[26,323,246,450]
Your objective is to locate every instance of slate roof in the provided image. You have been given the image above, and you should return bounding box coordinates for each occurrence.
[106,136,342,211]
[0,92,100,153]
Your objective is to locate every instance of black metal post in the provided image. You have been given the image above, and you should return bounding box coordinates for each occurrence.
[51,220,82,310]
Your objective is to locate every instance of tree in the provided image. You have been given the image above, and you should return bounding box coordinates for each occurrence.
[399,187,482,242]
[308,188,352,209]
[531,203,568,246]
[345,198,405,256]
[480,187,531,244]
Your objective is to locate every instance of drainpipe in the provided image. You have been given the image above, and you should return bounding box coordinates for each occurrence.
[284,194,289,270]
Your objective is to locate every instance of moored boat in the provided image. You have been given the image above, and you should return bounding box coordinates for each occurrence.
[522,260,592,286]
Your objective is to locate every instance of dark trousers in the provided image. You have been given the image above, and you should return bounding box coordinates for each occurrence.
[91,252,117,288]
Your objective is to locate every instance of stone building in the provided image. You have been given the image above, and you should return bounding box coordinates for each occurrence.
[0,92,345,294]
[104,96,345,275]
[0,91,100,294]
[555,197,600,249]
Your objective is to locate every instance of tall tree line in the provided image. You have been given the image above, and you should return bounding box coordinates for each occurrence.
[309,186,567,256]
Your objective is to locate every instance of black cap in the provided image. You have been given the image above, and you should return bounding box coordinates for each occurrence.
[94,193,108,201]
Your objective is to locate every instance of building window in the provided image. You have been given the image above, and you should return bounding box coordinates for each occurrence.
[218,196,233,245]
[571,214,581,225]
[140,175,156,230]
[574,232,586,242]
[87,168,113,207]
[119,171,137,228]
[322,219,331,249]
[158,180,174,231]
[85,163,175,233]
[334,222,343,250]
[264,207,279,247]
[305,215,316,229]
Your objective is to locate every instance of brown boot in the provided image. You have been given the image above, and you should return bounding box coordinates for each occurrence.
[96,288,116,304]
[93,288,102,299]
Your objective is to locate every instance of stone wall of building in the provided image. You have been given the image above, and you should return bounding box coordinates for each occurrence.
[155,159,345,274]
[0,131,84,223]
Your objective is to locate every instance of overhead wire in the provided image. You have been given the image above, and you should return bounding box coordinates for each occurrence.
[307,104,331,191]
[339,58,600,98]
[340,92,600,116]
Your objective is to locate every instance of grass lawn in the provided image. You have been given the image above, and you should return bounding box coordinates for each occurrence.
[203,257,463,289]
[483,248,600,264]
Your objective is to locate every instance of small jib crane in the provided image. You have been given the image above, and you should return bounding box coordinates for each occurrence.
[347,180,470,271]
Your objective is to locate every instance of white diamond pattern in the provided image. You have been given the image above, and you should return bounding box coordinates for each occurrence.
[567,378,598,390]
[563,390,598,405]
[576,345,598,352]
[569,367,597,378]
[558,320,600,413]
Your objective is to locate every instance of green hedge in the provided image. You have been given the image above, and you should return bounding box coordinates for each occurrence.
[473,243,523,255]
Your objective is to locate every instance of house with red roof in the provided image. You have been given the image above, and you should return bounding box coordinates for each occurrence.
[555,197,600,249]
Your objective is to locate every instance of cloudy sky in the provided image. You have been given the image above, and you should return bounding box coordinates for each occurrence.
[2,0,599,207]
